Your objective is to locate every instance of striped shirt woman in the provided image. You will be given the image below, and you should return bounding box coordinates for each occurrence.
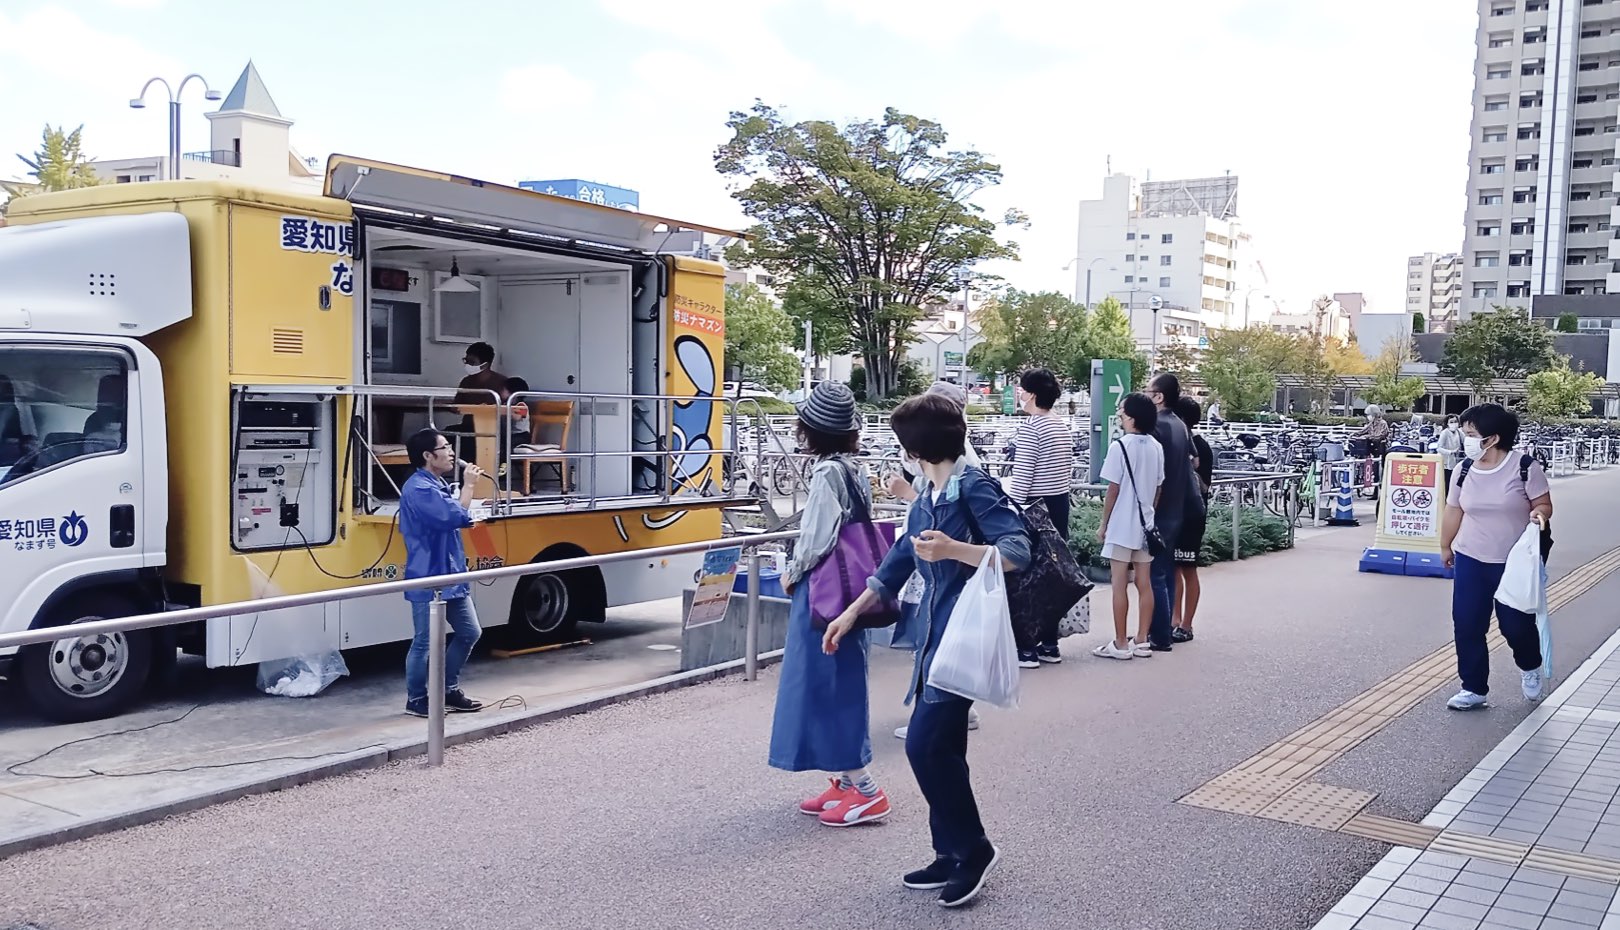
[1008,368,1075,665]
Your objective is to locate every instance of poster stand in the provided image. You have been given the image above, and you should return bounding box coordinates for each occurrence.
[1358,452,1452,579]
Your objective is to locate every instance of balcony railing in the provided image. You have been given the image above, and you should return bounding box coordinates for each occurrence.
[183,149,241,167]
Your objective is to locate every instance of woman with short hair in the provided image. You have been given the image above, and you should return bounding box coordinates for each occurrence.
[1008,367,1074,666]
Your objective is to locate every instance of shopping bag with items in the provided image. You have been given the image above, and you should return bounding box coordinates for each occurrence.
[1495,521,1552,681]
[926,548,1021,709]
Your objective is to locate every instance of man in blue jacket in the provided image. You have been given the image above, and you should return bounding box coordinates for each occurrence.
[401,428,486,717]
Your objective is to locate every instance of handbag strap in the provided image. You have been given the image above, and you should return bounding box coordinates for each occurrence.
[832,458,872,524]
[1118,439,1154,537]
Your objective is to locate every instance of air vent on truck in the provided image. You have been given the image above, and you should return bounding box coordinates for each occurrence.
[271,327,306,355]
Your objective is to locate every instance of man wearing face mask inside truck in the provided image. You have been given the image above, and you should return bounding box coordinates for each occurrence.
[449,342,508,464]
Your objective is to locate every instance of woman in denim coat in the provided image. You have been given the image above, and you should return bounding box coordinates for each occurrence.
[824,393,1029,909]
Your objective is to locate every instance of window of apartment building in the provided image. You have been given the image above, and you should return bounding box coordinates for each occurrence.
[1508,283,1531,298]
[1606,157,1618,166]
[1479,223,1502,236]
[1572,190,1594,201]
[1584,26,1603,37]
[1409,285,1423,292]
[1580,58,1602,71]
[1515,156,1538,170]
[1513,187,1537,203]
[1491,3,1513,14]
[1477,253,1502,267]
[1525,0,1548,9]
[1202,298,1216,311]
[1481,192,1505,205]
[1601,222,1613,230]
[1490,32,1514,47]
[1483,161,1506,174]
[1521,92,1543,107]
[1160,255,1172,266]
[1489,66,1511,79]
[1523,61,1545,76]
[1609,125,1620,134]
[1125,254,1135,262]
[1126,232,1136,240]
[1160,233,1173,244]
[1511,219,1535,234]
[1570,254,1590,264]
[1486,97,1510,111]
[1510,250,1534,266]
[1475,285,1500,298]
[1518,124,1542,139]
[1525,27,1547,42]
[1578,93,1599,104]
[1574,157,1594,168]
[1571,222,1591,233]
[1576,125,1598,136]
[115,175,131,183]
[1566,284,1588,295]
[1483,128,1509,142]
[1123,275,1134,283]
[1158,276,1171,288]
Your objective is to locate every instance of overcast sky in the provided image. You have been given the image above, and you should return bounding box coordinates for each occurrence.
[0,0,1478,316]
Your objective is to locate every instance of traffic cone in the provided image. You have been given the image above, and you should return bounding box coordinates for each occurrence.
[1329,462,1359,526]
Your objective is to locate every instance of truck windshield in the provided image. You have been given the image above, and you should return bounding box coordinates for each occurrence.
[0,346,129,486]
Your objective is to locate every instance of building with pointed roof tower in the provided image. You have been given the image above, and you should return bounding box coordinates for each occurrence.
[91,62,321,192]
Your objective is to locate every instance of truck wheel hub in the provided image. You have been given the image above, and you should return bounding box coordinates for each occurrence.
[49,631,127,697]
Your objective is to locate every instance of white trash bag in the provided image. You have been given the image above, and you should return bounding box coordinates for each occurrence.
[926,548,1020,710]
[257,650,350,698]
[1495,522,1552,681]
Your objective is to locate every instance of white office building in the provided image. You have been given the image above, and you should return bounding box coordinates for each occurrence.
[1461,0,1620,317]
[1405,253,1462,332]
[1073,172,1261,353]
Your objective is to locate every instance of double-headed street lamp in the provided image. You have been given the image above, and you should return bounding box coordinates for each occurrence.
[1061,256,1117,307]
[130,74,222,180]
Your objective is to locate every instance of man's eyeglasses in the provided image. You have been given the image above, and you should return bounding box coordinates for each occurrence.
[432,444,453,454]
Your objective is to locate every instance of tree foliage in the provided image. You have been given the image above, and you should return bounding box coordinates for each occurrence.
[1413,312,1426,334]
[1556,312,1580,334]
[1201,355,1275,416]
[1362,335,1426,410]
[1440,306,1556,395]
[1154,341,1199,379]
[1526,355,1602,417]
[715,102,1022,398]
[723,283,801,390]
[3,124,101,208]
[969,292,1145,389]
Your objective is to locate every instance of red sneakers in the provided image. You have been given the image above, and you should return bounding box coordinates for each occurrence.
[820,789,890,827]
[799,778,849,816]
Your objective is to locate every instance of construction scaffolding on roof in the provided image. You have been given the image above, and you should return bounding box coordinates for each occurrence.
[1139,175,1240,219]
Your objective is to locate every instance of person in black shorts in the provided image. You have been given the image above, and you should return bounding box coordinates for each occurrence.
[1171,396,1213,643]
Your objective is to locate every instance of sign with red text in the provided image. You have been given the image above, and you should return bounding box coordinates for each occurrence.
[1373,453,1448,553]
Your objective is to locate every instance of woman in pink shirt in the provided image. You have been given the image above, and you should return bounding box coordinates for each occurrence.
[1439,404,1553,711]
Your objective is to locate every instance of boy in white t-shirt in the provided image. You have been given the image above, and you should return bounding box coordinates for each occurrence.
[1093,393,1165,661]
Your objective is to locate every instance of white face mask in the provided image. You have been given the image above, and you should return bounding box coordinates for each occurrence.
[464,363,484,377]
[1463,436,1487,459]
[1447,421,1459,430]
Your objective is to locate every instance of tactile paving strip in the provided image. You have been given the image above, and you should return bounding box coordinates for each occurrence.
[1255,782,1376,830]
[1338,812,1443,847]
[1428,829,1533,867]
[1521,846,1620,884]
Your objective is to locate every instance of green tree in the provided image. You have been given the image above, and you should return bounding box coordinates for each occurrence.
[1413,312,1426,334]
[723,283,801,390]
[1440,306,1556,396]
[1155,340,1199,379]
[970,289,1086,382]
[1362,334,1426,410]
[3,124,102,208]
[1556,312,1580,333]
[1202,356,1276,416]
[715,103,1022,398]
[1526,356,1602,417]
[1073,297,1147,389]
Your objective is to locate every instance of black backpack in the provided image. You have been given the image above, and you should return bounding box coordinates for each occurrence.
[1456,454,1552,562]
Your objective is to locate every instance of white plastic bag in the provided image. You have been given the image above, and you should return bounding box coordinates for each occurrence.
[256,650,350,698]
[1495,522,1553,681]
[1495,524,1544,614]
[926,548,1020,709]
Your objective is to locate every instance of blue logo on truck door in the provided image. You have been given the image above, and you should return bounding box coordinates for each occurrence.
[0,511,86,550]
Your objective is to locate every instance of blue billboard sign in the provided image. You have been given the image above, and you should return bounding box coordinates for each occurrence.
[518,179,640,211]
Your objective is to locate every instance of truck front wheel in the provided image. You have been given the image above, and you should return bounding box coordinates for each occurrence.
[17,595,154,723]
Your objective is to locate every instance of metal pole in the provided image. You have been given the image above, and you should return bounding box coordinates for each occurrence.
[1085,269,1092,308]
[168,99,182,179]
[744,549,761,681]
[1231,487,1242,560]
[427,593,447,766]
[803,320,813,398]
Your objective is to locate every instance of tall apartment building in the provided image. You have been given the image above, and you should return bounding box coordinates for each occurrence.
[1461,0,1620,319]
[1405,252,1462,331]
[1073,172,1256,351]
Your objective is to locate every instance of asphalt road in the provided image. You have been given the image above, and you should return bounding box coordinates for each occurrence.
[3,468,1619,930]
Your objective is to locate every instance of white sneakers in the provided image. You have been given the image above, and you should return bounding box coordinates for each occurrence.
[1522,669,1544,702]
[1447,672,1546,711]
[894,707,980,740]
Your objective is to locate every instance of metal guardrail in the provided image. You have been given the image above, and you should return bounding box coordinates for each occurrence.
[0,528,807,767]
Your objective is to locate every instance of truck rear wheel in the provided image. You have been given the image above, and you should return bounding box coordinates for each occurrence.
[18,595,154,723]
[505,547,604,648]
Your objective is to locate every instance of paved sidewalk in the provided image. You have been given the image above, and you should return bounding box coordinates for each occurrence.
[1313,628,1620,930]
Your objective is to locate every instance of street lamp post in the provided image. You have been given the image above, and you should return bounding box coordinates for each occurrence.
[130,74,222,180]
[1061,257,1115,307]
[1241,286,1270,329]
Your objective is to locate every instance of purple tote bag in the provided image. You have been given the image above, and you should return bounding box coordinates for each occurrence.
[808,462,899,630]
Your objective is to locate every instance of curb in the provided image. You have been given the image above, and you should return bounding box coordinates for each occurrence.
[0,649,785,860]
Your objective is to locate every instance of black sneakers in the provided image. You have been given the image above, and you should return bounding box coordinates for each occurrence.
[403,691,485,717]
[1171,627,1195,643]
[1017,650,1040,669]
[939,843,1000,908]
[902,857,954,890]
[1036,644,1062,664]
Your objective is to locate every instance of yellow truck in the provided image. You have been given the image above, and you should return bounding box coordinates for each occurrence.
[0,155,743,721]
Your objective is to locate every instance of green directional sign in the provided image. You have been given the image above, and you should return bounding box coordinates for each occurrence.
[1088,359,1132,483]
[1002,383,1018,415]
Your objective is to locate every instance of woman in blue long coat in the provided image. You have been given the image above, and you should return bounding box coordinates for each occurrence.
[769,381,890,827]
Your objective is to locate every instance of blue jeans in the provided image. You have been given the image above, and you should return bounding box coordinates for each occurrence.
[905,692,990,861]
[405,597,482,703]
[1452,552,1541,696]
[1149,521,1181,648]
